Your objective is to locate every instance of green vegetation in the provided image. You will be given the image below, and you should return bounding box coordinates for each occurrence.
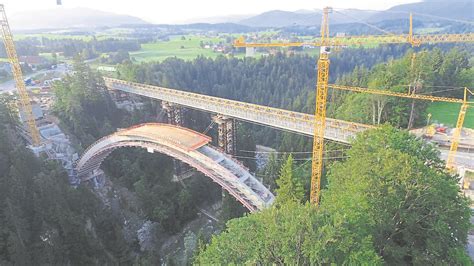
[4,39,472,263]
[52,57,120,147]
[427,102,474,128]
[130,35,227,62]
[0,95,133,265]
[197,126,472,264]
[332,48,473,128]
[52,57,225,262]
[15,33,94,41]
[15,33,128,41]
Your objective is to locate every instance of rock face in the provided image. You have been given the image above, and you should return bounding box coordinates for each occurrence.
[137,221,159,252]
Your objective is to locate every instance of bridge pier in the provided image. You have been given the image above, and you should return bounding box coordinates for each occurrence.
[213,115,237,202]
[213,115,236,155]
[162,101,184,126]
[162,101,189,178]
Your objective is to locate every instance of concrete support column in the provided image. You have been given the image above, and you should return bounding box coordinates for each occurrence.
[162,101,183,126]
[162,101,186,176]
[213,115,236,155]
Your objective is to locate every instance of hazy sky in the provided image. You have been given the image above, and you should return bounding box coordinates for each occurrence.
[3,0,421,24]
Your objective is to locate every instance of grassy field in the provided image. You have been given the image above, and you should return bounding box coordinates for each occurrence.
[130,35,232,62]
[427,102,473,129]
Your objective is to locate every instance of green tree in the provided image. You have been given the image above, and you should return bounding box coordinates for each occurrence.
[323,125,472,264]
[275,155,304,205]
[53,56,120,148]
[260,153,280,190]
[197,126,471,265]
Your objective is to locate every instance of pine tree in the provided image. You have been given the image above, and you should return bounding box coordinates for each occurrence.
[275,155,304,206]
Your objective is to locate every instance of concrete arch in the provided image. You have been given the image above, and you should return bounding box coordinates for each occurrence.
[76,123,274,212]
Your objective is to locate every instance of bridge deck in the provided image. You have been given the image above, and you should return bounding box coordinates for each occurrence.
[119,124,211,151]
[104,78,374,143]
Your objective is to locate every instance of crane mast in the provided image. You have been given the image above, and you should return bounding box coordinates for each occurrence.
[310,7,332,205]
[446,88,472,169]
[0,4,41,146]
[234,9,474,204]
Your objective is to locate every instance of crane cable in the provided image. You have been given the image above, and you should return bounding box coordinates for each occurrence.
[332,9,396,36]
[202,120,215,135]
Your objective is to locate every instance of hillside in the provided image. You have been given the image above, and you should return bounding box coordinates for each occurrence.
[237,9,377,27]
[10,7,148,30]
[237,0,473,28]
[368,0,474,22]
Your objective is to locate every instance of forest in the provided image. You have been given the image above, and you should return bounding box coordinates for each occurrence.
[197,126,472,264]
[0,95,134,264]
[115,45,472,156]
[0,37,142,59]
[0,42,472,264]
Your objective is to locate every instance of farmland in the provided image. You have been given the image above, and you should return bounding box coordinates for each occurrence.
[130,35,232,62]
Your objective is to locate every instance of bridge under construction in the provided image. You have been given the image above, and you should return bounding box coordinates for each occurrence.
[74,78,473,211]
[76,123,275,212]
[104,78,473,154]
[104,77,374,144]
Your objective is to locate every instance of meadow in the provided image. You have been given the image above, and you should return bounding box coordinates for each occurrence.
[427,102,473,129]
[130,35,231,62]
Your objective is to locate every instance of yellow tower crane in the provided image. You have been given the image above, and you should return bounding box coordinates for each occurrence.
[310,7,332,205]
[0,4,41,146]
[234,9,474,205]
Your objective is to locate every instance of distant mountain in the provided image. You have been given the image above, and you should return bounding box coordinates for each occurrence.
[237,9,378,28]
[179,14,255,24]
[10,7,149,30]
[236,0,473,28]
[154,23,258,33]
[368,0,474,22]
[238,10,319,27]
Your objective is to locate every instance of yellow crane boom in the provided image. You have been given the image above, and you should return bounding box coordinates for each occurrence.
[328,84,466,104]
[234,13,474,48]
[0,4,41,146]
[235,33,474,48]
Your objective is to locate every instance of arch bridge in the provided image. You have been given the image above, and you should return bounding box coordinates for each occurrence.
[76,123,275,212]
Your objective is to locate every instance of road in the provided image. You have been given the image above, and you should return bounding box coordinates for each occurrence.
[0,64,68,93]
[439,149,474,170]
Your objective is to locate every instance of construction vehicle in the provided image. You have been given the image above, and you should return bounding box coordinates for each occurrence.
[234,9,474,205]
[425,125,436,139]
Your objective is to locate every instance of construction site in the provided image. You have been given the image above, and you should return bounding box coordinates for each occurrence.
[1,0,474,263]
